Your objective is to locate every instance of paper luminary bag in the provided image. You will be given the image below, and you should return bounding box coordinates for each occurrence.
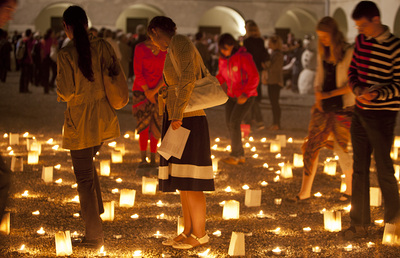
[228,232,245,256]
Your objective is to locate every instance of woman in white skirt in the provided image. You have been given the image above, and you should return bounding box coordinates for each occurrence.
[147,16,214,250]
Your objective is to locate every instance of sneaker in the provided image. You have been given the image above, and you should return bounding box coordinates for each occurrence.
[221,157,239,165]
[341,226,368,240]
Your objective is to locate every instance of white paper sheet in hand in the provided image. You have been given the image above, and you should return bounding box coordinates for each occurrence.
[158,125,191,160]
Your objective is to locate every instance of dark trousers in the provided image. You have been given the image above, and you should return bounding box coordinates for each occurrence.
[0,155,11,221]
[245,71,263,123]
[267,84,282,127]
[350,107,400,226]
[19,63,32,93]
[41,56,57,93]
[0,65,7,82]
[225,97,255,157]
[70,145,104,241]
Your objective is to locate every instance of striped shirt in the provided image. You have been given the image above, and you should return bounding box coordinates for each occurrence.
[348,25,400,111]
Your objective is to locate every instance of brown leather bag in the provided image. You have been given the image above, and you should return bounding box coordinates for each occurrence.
[102,41,129,110]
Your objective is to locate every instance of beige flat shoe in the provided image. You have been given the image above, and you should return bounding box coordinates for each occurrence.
[162,233,187,246]
[172,233,209,249]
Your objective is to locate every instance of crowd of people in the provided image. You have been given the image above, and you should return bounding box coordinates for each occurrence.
[1,0,400,252]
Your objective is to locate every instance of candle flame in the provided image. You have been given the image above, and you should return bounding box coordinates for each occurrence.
[131,214,139,219]
[250,147,256,152]
[275,153,281,159]
[116,178,123,183]
[46,138,53,144]
[55,178,62,184]
[52,145,59,150]
[22,190,29,197]
[19,244,25,251]
[215,137,220,142]
[261,137,267,142]
[212,230,221,236]
[288,137,293,143]
[32,210,40,215]
[261,181,268,186]
[108,141,117,147]
[272,247,282,253]
[3,133,8,138]
[211,144,218,150]
[249,136,254,142]
[314,192,322,197]
[242,185,249,190]
[124,133,130,139]
[37,227,45,235]
[198,248,210,257]
[23,132,29,137]
[224,186,232,192]
[71,183,77,188]
[54,164,61,170]
[252,153,258,158]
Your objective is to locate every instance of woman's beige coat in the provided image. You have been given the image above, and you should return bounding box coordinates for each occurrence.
[57,36,120,150]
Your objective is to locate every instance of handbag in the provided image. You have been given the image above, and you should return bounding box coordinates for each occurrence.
[169,45,228,113]
[102,40,129,110]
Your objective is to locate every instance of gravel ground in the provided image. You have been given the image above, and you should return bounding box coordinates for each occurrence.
[0,71,400,257]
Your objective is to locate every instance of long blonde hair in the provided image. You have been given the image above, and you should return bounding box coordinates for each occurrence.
[316,16,347,64]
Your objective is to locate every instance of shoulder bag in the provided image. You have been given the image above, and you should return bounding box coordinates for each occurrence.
[102,40,129,110]
[169,46,228,113]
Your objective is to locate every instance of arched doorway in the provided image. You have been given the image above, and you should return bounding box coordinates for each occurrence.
[332,8,348,38]
[198,6,246,38]
[275,8,318,42]
[394,6,400,37]
[35,3,92,35]
[115,4,164,34]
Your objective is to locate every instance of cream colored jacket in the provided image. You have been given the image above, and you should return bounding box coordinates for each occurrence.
[160,34,206,120]
[57,36,120,150]
[314,44,355,108]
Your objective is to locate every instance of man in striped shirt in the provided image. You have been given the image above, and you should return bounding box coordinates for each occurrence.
[342,1,400,240]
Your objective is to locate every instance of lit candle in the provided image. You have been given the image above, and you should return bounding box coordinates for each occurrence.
[55,178,62,184]
[272,227,280,234]
[71,183,77,188]
[225,186,232,192]
[257,210,267,218]
[32,210,40,215]
[219,201,226,206]
[156,200,164,207]
[124,133,130,139]
[99,246,106,256]
[21,190,29,197]
[344,244,352,251]
[71,195,79,203]
[374,219,384,226]
[215,138,220,142]
[157,213,165,219]
[261,137,267,143]
[23,132,29,138]
[37,227,45,235]
[198,248,210,257]
[272,247,282,255]
[312,246,321,253]
[19,244,26,252]
[288,137,293,143]
[211,144,218,150]
[133,250,142,257]
[131,214,139,219]
[54,164,61,170]
[116,178,123,183]
[303,227,311,232]
[3,133,8,138]
[242,185,249,190]
[275,153,281,159]
[343,205,351,212]
[273,176,280,182]
[153,231,162,238]
[71,231,79,238]
[314,192,322,197]
[108,141,117,147]
[367,242,375,248]
[52,145,59,150]
[225,145,231,151]
[263,163,269,168]
[251,147,256,152]
[111,188,119,194]
[245,142,251,148]
[73,213,80,218]
[249,137,254,142]
[252,153,259,158]
[261,181,268,186]
[213,230,222,237]
[274,198,282,205]
[46,138,53,144]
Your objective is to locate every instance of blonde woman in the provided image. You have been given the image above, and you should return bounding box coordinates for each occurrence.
[292,16,354,203]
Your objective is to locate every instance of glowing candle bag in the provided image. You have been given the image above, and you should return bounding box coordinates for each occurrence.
[223,200,240,220]
[244,190,261,207]
[55,231,73,256]
[228,232,245,256]
[142,177,158,195]
[119,189,136,207]
[0,212,10,235]
[100,160,110,176]
[323,211,341,232]
[382,223,400,246]
[100,201,115,221]
[370,187,382,207]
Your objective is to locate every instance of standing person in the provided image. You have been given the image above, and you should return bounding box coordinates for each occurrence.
[129,24,147,79]
[132,38,166,167]
[266,35,284,130]
[57,5,122,248]
[31,32,42,86]
[17,28,34,93]
[342,1,400,240]
[194,32,211,72]
[0,0,16,227]
[291,17,354,203]
[216,33,259,165]
[41,29,57,93]
[147,16,214,249]
[243,20,270,130]
[0,29,12,82]
[118,32,131,78]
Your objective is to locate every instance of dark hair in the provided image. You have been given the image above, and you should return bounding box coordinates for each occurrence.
[0,0,17,7]
[44,28,53,40]
[63,5,94,82]
[195,32,203,41]
[352,1,380,21]
[218,33,239,56]
[147,16,176,37]
[25,29,32,37]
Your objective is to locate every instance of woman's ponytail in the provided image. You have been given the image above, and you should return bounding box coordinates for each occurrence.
[63,5,94,82]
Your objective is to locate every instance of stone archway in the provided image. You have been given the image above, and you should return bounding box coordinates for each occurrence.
[275,8,318,42]
[332,8,348,39]
[115,4,164,34]
[198,6,246,38]
[34,3,92,35]
[394,6,400,37]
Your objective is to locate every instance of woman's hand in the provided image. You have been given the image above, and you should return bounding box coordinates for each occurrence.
[144,89,157,104]
[171,120,182,130]
[237,94,248,104]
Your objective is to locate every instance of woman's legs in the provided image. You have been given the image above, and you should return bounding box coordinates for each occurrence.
[179,190,207,245]
[334,140,353,197]
[298,151,319,199]
[268,84,282,128]
[70,145,104,242]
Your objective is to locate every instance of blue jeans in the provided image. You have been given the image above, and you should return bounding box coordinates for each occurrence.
[350,107,400,226]
[225,97,255,157]
[70,145,104,241]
